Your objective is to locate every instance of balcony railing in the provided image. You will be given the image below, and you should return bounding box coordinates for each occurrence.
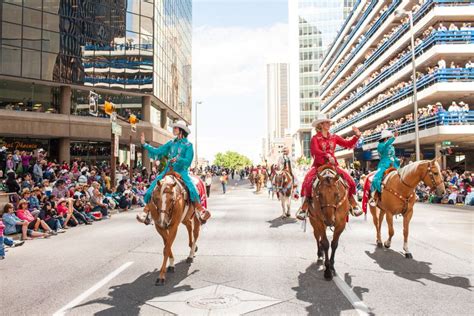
[84,77,153,85]
[84,43,153,51]
[83,60,153,68]
[336,111,474,152]
[320,0,472,99]
[325,30,474,118]
[321,0,401,84]
[330,68,474,133]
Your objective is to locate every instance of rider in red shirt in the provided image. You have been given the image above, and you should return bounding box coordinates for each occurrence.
[297,114,363,219]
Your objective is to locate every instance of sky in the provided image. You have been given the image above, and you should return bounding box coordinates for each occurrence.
[191,0,289,164]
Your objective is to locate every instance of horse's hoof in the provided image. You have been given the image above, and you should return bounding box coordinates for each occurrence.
[324,270,333,281]
[384,242,391,249]
[405,253,413,259]
[155,278,166,286]
[376,241,383,248]
[286,213,291,218]
[167,266,175,273]
[195,245,198,253]
[317,257,324,263]
[186,257,194,264]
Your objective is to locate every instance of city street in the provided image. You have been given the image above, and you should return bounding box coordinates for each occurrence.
[1,179,473,315]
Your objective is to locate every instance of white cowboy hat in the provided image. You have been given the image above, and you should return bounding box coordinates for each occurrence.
[171,120,191,135]
[311,113,333,127]
[379,129,394,140]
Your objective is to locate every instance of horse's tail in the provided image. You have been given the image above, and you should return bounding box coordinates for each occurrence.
[362,173,374,214]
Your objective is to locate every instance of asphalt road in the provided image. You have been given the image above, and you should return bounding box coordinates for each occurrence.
[1,179,473,315]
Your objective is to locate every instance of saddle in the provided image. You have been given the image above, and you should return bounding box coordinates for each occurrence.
[384,167,397,177]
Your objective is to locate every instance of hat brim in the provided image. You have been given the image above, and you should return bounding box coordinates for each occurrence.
[171,123,191,135]
[312,118,333,127]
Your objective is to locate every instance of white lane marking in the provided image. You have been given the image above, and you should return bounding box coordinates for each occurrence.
[333,275,369,316]
[53,261,134,316]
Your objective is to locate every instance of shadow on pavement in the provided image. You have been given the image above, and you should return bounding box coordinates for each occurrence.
[343,272,370,301]
[267,216,297,228]
[365,248,472,291]
[293,262,357,315]
[74,260,198,315]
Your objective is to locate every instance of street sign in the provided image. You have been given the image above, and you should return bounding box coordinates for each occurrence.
[442,141,452,146]
[114,134,119,157]
[112,122,122,136]
[110,112,117,123]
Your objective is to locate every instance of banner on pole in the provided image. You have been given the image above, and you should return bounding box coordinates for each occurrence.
[89,91,99,116]
[112,122,122,136]
[114,134,119,157]
[130,144,135,159]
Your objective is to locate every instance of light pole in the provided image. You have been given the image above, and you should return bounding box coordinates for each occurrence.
[194,101,202,169]
[395,9,420,161]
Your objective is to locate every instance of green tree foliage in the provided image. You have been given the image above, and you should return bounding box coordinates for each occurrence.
[296,156,311,166]
[213,151,252,170]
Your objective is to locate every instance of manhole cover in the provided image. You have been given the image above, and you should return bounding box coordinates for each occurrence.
[186,294,241,309]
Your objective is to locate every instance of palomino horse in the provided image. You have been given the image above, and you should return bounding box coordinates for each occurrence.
[308,165,351,280]
[148,173,201,285]
[255,172,266,193]
[365,159,445,258]
[274,170,293,218]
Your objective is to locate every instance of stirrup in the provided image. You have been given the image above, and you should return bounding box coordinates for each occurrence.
[296,208,307,221]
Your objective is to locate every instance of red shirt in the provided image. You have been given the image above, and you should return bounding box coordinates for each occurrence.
[16,209,35,223]
[57,204,69,216]
[311,131,359,168]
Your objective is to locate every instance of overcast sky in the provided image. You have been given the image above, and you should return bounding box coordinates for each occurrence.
[191,0,289,164]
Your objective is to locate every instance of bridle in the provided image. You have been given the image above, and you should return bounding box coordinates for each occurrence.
[423,160,444,191]
[313,173,347,225]
[151,177,183,226]
[275,171,292,195]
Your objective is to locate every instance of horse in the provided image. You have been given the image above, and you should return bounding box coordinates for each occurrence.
[364,159,445,258]
[308,165,351,280]
[147,173,201,285]
[249,171,256,187]
[274,170,293,218]
[255,172,266,193]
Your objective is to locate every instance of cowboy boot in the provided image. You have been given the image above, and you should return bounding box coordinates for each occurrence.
[296,198,310,220]
[136,204,151,225]
[349,195,363,217]
[194,202,211,224]
[369,191,380,207]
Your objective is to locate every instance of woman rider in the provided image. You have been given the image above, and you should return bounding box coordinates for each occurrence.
[297,113,363,220]
[139,120,210,222]
[370,129,399,206]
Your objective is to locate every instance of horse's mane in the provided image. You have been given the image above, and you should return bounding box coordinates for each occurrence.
[398,160,432,183]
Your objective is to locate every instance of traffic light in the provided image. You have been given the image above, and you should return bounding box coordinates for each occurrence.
[104,100,115,115]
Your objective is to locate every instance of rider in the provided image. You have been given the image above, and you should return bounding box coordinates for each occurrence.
[277,147,300,199]
[297,113,363,219]
[139,120,210,223]
[370,129,400,206]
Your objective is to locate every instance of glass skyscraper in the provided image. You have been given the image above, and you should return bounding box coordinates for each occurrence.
[289,0,356,158]
[0,0,191,166]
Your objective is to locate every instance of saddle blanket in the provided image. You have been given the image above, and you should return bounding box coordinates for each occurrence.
[191,175,208,209]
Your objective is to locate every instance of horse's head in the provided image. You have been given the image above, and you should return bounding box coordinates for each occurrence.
[153,175,178,228]
[422,159,445,196]
[315,168,343,227]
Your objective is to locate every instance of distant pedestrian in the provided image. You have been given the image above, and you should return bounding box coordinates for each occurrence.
[205,172,212,197]
[220,171,228,194]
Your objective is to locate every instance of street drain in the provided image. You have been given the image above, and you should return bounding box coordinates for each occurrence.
[186,294,241,309]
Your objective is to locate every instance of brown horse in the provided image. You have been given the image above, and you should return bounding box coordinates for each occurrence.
[147,173,201,285]
[366,159,445,258]
[255,173,266,193]
[308,165,351,280]
[274,170,293,218]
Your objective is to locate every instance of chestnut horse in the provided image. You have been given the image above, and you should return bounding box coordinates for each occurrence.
[255,172,266,193]
[365,159,445,258]
[308,165,351,280]
[147,174,201,285]
[274,170,293,218]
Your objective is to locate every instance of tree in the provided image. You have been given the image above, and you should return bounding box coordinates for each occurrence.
[213,151,252,170]
[296,156,311,166]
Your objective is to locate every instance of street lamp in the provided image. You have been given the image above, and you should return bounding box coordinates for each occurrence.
[395,9,420,161]
[194,101,202,168]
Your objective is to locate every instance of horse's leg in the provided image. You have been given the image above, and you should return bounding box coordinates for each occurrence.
[287,196,291,217]
[191,215,201,259]
[314,231,324,262]
[167,248,175,273]
[329,222,345,275]
[321,231,332,280]
[370,205,382,247]
[377,208,385,247]
[384,212,395,249]
[403,209,414,259]
[155,226,169,285]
